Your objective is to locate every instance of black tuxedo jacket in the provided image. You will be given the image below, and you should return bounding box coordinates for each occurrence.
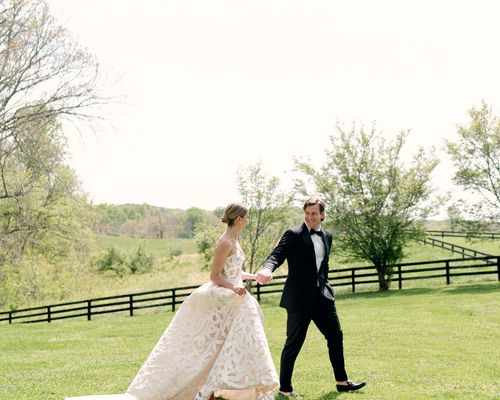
[263,223,334,312]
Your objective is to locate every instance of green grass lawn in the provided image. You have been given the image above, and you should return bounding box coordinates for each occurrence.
[1,282,498,399]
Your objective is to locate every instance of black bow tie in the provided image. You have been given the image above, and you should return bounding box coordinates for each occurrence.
[310,229,323,237]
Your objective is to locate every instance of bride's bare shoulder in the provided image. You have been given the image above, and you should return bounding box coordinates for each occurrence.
[215,236,234,253]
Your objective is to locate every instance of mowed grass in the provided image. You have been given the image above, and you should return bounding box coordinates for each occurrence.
[1,282,498,399]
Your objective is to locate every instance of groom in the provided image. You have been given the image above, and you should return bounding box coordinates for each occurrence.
[256,197,365,397]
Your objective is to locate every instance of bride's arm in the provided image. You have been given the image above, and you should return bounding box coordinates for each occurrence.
[241,272,257,280]
[210,240,246,295]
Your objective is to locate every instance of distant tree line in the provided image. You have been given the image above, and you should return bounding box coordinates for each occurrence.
[93,204,219,239]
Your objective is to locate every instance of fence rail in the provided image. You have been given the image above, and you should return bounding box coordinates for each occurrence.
[255,255,499,299]
[0,284,199,324]
[419,237,494,259]
[425,230,500,239]
[1,255,498,325]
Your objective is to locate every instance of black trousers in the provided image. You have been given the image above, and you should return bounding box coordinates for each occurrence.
[279,292,348,392]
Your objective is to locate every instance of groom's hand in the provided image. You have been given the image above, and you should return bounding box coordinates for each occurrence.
[256,268,273,285]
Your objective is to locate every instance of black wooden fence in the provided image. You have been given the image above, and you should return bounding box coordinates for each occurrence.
[425,230,500,239]
[419,237,493,259]
[1,255,498,325]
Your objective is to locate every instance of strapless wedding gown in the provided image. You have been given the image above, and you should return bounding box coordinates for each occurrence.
[65,249,279,400]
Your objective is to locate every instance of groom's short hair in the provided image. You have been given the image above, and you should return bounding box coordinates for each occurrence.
[303,197,325,213]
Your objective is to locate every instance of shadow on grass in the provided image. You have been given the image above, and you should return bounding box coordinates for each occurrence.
[256,281,499,310]
[336,281,499,301]
[314,390,342,399]
[315,390,368,399]
[272,389,368,399]
[437,281,500,295]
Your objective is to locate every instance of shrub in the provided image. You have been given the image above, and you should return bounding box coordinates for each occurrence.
[170,247,183,257]
[129,244,154,274]
[95,247,127,276]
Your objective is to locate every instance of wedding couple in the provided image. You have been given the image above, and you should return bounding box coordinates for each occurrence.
[66,198,365,400]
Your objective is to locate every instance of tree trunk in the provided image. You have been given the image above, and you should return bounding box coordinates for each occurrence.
[376,266,390,291]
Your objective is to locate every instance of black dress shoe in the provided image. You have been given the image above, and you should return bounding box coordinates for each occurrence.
[336,380,366,392]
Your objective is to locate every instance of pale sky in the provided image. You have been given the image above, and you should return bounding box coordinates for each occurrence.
[46,0,500,217]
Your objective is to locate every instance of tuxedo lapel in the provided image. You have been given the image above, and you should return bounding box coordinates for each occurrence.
[300,223,318,272]
[320,229,330,256]
[317,230,331,277]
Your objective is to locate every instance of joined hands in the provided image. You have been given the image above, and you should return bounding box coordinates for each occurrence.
[255,268,273,285]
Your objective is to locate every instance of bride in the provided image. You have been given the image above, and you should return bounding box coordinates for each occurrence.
[66,203,279,400]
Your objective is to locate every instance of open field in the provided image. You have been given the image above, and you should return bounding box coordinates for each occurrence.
[93,233,499,271]
[94,235,198,257]
[1,282,498,399]
[58,235,499,306]
[3,235,499,311]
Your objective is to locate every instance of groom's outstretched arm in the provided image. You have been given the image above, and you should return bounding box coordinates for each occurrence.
[256,229,294,284]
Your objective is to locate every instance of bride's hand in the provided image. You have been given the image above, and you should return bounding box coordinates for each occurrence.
[231,285,246,296]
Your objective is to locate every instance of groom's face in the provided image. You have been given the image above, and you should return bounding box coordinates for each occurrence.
[304,204,324,230]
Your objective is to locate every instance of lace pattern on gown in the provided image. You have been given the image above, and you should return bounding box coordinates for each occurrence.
[124,248,279,400]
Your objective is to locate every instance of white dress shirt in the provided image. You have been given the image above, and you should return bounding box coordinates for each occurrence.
[306,223,325,272]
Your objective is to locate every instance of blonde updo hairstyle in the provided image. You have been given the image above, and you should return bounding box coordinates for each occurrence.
[221,202,248,226]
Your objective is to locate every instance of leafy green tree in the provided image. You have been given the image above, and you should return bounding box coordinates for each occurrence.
[296,124,439,290]
[194,164,295,277]
[122,203,150,220]
[0,0,111,307]
[237,163,294,284]
[0,0,107,264]
[96,204,128,229]
[185,207,207,237]
[0,110,92,262]
[445,101,500,228]
[0,0,108,249]
[193,223,223,270]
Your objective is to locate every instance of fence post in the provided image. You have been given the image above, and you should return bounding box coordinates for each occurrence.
[47,306,51,323]
[8,311,12,324]
[497,257,500,282]
[445,260,451,285]
[87,300,92,321]
[129,295,134,317]
[256,284,261,302]
[398,265,402,290]
[351,269,356,293]
[172,289,176,312]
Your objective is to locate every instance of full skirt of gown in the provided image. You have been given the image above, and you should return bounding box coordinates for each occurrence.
[65,252,278,400]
